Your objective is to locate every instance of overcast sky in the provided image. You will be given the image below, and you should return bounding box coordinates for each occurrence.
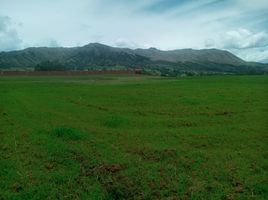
[0,0,267,62]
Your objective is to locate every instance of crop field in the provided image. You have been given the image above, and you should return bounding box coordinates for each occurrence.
[0,75,267,200]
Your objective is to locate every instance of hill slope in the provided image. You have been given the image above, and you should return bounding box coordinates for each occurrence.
[133,48,245,65]
[0,43,267,75]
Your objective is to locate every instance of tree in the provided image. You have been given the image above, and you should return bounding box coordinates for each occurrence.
[34,60,68,71]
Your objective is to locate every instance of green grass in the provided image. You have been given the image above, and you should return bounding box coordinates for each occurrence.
[0,74,267,199]
[52,127,85,141]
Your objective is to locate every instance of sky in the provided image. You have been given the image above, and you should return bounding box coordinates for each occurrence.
[0,0,267,62]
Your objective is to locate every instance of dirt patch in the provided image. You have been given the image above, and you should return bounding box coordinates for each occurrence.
[234,182,244,193]
[44,162,55,171]
[86,104,109,112]
[72,151,123,176]
[98,164,122,173]
[169,120,197,128]
[11,183,23,193]
[215,111,234,116]
[0,70,136,76]
[130,148,178,162]
[71,151,145,199]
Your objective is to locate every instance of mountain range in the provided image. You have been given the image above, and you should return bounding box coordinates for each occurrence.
[0,43,267,75]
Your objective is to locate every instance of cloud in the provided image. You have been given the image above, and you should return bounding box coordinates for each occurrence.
[235,0,268,10]
[230,47,268,62]
[144,0,189,13]
[47,39,60,47]
[0,16,22,51]
[33,38,60,48]
[114,38,140,49]
[205,28,268,61]
[221,29,268,49]
[204,39,216,48]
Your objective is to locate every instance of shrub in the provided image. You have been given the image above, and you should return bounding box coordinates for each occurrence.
[52,127,83,141]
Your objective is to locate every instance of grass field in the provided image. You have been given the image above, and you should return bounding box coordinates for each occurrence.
[0,75,267,200]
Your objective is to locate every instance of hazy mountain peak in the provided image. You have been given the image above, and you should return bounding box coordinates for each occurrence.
[83,43,110,48]
[148,47,159,51]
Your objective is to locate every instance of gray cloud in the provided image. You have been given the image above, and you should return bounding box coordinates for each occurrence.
[114,39,139,49]
[143,0,189,13]
[204,39,216,48]
[229,47,268,62]
[261,58,268,63]
[47,39,60,47]
[205,29,268,61]
[222,29,268,49]
[32,38,60,48]
[0,16,22,51]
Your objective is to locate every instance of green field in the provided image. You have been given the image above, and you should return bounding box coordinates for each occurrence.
[0,75,267,200]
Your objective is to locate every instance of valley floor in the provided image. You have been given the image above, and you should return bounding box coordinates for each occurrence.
[0,75,267,199]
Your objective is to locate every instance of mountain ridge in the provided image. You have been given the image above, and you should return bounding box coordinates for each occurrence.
[0,43,267,75]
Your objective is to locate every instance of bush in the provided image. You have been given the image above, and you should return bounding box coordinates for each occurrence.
[52,127,83,141]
